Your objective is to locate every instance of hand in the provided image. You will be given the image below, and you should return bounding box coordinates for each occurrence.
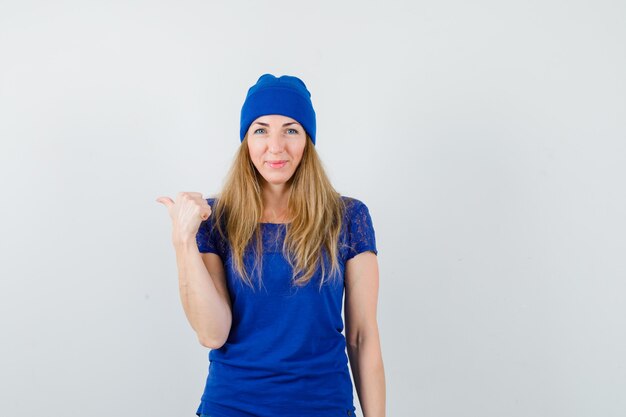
[156,192,212,244]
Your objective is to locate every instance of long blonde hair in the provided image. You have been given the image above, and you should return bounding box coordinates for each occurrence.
[210,133,345,292]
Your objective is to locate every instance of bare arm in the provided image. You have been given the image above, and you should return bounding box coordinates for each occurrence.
[175,239,232,349]
[345,251,386,417]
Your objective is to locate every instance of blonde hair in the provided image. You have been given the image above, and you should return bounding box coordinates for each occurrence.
[210,133,345,292]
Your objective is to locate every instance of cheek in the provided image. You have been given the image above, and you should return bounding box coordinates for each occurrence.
[289,141,306,160]
[247,143,263,161]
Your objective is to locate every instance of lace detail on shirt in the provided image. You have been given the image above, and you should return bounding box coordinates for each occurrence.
[195,198,228,257]
[340,196,378,262]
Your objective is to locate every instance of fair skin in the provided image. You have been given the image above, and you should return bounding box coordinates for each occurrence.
[246,114,307,223]
[157,114,385,416]
[345,251,386,417]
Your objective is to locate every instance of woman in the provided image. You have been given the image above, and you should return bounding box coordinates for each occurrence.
[157,74,385,417]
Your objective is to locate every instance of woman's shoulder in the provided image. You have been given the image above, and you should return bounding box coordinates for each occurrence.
[340,195,368,210]
[338,195,378,254]
[339,195,373,222]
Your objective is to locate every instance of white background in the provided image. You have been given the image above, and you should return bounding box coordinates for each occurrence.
[1,0,625,416]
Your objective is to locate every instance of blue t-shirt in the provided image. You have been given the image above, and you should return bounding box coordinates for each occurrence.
[194,196,378,417]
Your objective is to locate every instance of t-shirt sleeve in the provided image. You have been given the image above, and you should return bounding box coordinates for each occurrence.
[345,199,378,261]
[195,199,219,254]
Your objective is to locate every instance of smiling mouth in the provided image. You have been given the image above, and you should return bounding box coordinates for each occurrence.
[266,161,287,168]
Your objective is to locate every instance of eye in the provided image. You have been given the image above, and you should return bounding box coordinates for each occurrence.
[254,128,266,134]
[287,128,299,134]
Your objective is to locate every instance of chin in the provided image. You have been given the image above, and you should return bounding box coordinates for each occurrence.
[266,179,290,185]
[263,174,293,185]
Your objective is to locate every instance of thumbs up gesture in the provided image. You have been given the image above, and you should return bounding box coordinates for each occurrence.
[156,192,212,245]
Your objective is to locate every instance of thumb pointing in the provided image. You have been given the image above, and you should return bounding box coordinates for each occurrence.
[155,196,174,208]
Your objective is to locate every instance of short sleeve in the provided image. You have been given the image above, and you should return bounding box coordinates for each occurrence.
[345,198,378,261]
[195,198,219,254]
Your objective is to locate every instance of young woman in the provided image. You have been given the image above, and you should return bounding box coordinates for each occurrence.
[157,74,385,417]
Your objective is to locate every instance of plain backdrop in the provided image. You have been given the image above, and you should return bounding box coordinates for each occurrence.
[1,0,625,416]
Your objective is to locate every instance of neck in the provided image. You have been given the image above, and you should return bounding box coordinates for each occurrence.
[261,182,291,222]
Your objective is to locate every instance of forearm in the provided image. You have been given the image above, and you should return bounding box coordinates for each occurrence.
[347,334,386,417]
[174,240,230,347]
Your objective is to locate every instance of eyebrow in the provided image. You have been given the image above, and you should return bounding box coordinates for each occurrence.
[253,122,300,127]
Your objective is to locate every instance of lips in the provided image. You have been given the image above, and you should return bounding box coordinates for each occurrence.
[267,160,287,168]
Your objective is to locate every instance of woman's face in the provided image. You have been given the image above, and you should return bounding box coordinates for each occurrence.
[247,114,307,188]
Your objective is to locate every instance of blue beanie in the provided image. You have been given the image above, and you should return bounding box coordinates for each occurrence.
[240,73,316,145]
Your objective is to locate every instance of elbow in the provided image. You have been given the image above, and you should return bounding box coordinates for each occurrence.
[346,331,362,350]
[196,310,232,349]
[346,337,360,351]
[346,324,380,349]
[198,336,214,349]
[198,330,229,349]
[198,334,226,349]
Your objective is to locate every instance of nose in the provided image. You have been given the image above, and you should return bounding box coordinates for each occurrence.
[267,130,286,154]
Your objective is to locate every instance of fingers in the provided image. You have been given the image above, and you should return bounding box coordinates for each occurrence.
[155,196,175,207]
[158,193,211,221]
[177,191,204,200]
[200,205,212,221]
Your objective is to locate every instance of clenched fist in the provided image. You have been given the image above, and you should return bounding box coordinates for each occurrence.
[156,192,212,245]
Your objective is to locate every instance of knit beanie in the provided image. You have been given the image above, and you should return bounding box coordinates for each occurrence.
[240,73,316,145]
